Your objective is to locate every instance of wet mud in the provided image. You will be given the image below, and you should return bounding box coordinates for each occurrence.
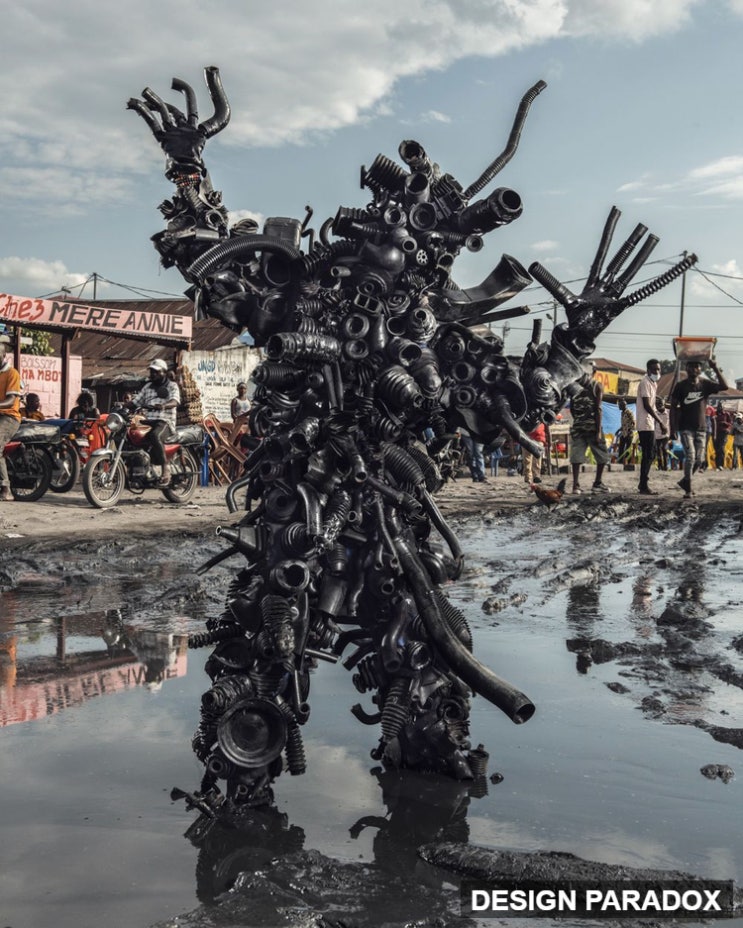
[2,495,743,927]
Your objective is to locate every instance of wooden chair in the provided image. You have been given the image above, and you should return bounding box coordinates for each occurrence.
[202,413,247,485]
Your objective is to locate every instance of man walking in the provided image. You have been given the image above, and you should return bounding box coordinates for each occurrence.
[522,422,551,485]
[0,335,22,501]
[670,359,728,499]
[569,364,610,494]
[617,398,635,466]
[636,359,667,495]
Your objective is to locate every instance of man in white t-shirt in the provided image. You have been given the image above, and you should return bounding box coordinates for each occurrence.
[635,359,667,496]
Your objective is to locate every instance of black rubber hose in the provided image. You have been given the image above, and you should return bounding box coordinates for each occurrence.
[200,66,231,138]
[171,77,198,126]
[389,513,535,724]
[464,80,547,199]
[187,235,302,283]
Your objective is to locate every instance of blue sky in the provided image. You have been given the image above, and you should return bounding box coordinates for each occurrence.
[1,0,742,375]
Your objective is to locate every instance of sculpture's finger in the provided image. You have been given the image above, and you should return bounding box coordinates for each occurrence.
[602,221,648,284]
[142,87,177,130]
[585,206,621,290]
[528,261,576,310]
[611,233,659,296]
[199,66,231,138]
[171,77,199,127]
[616,252,698,311]
[164,102,190,128]
[125,97,162,134]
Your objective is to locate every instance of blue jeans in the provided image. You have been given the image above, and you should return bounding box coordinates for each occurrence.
[680,429,706,483]
[461,434,485,481]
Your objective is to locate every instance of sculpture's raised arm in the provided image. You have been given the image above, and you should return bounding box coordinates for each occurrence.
[127,67,233,285]
[434,211,697,457]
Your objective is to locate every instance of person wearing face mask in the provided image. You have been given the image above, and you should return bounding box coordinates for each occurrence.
[635,359,667,496]
[128,358,181,486]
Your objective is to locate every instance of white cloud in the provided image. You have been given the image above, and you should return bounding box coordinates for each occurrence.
[419,110,452,123]
[700,177,743,199]
[618,155,743,207]
[617,180,646,192]
[0,0,710,216]
[689,258,743,301]
[531,239,559,251]
[0,257,91,295]
[563,0,700,40]
[688,156,743,179]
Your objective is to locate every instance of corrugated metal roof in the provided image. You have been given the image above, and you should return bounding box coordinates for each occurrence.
[592,357,646,375]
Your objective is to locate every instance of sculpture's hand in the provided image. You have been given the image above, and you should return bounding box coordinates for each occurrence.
[127,67,230,180]
[529,207,696,344]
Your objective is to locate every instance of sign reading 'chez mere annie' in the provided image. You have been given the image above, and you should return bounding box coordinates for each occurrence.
[0,294,193,342]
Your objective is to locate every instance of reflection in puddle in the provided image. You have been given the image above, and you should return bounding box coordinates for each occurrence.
[0,608,188,727]
[1,511,743,927]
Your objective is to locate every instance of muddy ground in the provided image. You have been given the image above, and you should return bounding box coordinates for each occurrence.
[2,462,742,545]
[2,466,743,927]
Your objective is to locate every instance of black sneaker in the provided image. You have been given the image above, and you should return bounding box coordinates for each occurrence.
[677,477,691,493]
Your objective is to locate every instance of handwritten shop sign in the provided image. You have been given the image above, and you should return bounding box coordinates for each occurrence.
[182,347,260,421]
[593,370,619,394]
[0,293,192,342]
[20,353,82,416]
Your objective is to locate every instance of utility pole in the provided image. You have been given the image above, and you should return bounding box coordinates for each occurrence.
[502,321,510,346]
[678,250,687,337]
[92,272,98,300]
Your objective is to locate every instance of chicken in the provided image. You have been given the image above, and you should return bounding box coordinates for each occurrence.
[530,477,567,508]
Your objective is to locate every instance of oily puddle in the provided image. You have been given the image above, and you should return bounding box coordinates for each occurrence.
[0,508,742,927]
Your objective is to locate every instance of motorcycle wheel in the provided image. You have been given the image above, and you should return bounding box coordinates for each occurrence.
[162,448,199,504]
[82,457,127,508]
[9,447,53,502]
[49,440,81,493]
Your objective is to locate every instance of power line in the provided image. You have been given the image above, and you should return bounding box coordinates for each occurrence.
[692,268,743,306]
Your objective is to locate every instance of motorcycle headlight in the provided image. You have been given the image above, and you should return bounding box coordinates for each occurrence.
[105,411,126,434]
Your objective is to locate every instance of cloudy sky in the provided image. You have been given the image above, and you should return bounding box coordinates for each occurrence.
[1,0,742,372]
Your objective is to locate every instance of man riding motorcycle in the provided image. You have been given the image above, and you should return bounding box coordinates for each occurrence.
[128,359,181,486]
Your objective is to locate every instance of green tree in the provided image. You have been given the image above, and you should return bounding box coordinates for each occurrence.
[21,328,53,356]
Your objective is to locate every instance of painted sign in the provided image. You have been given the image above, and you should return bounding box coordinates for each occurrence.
[593,370,619,394]
[0,638,188,727]
[20,353,82,417]
[182,346,261,421]
[0,293,192,342]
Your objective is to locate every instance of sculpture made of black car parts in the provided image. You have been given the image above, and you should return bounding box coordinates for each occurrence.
[129,68,695,814]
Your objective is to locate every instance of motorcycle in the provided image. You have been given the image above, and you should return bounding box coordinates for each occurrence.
[81,408,203,508]
[46,415,109,493]
[4,421,62,501]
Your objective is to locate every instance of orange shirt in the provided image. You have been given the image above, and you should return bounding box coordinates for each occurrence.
[0,367,22,420]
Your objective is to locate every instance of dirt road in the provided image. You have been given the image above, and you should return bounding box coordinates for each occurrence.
[1,464,742,549]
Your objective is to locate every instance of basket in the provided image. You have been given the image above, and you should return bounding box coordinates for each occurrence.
[673,336,717,361]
